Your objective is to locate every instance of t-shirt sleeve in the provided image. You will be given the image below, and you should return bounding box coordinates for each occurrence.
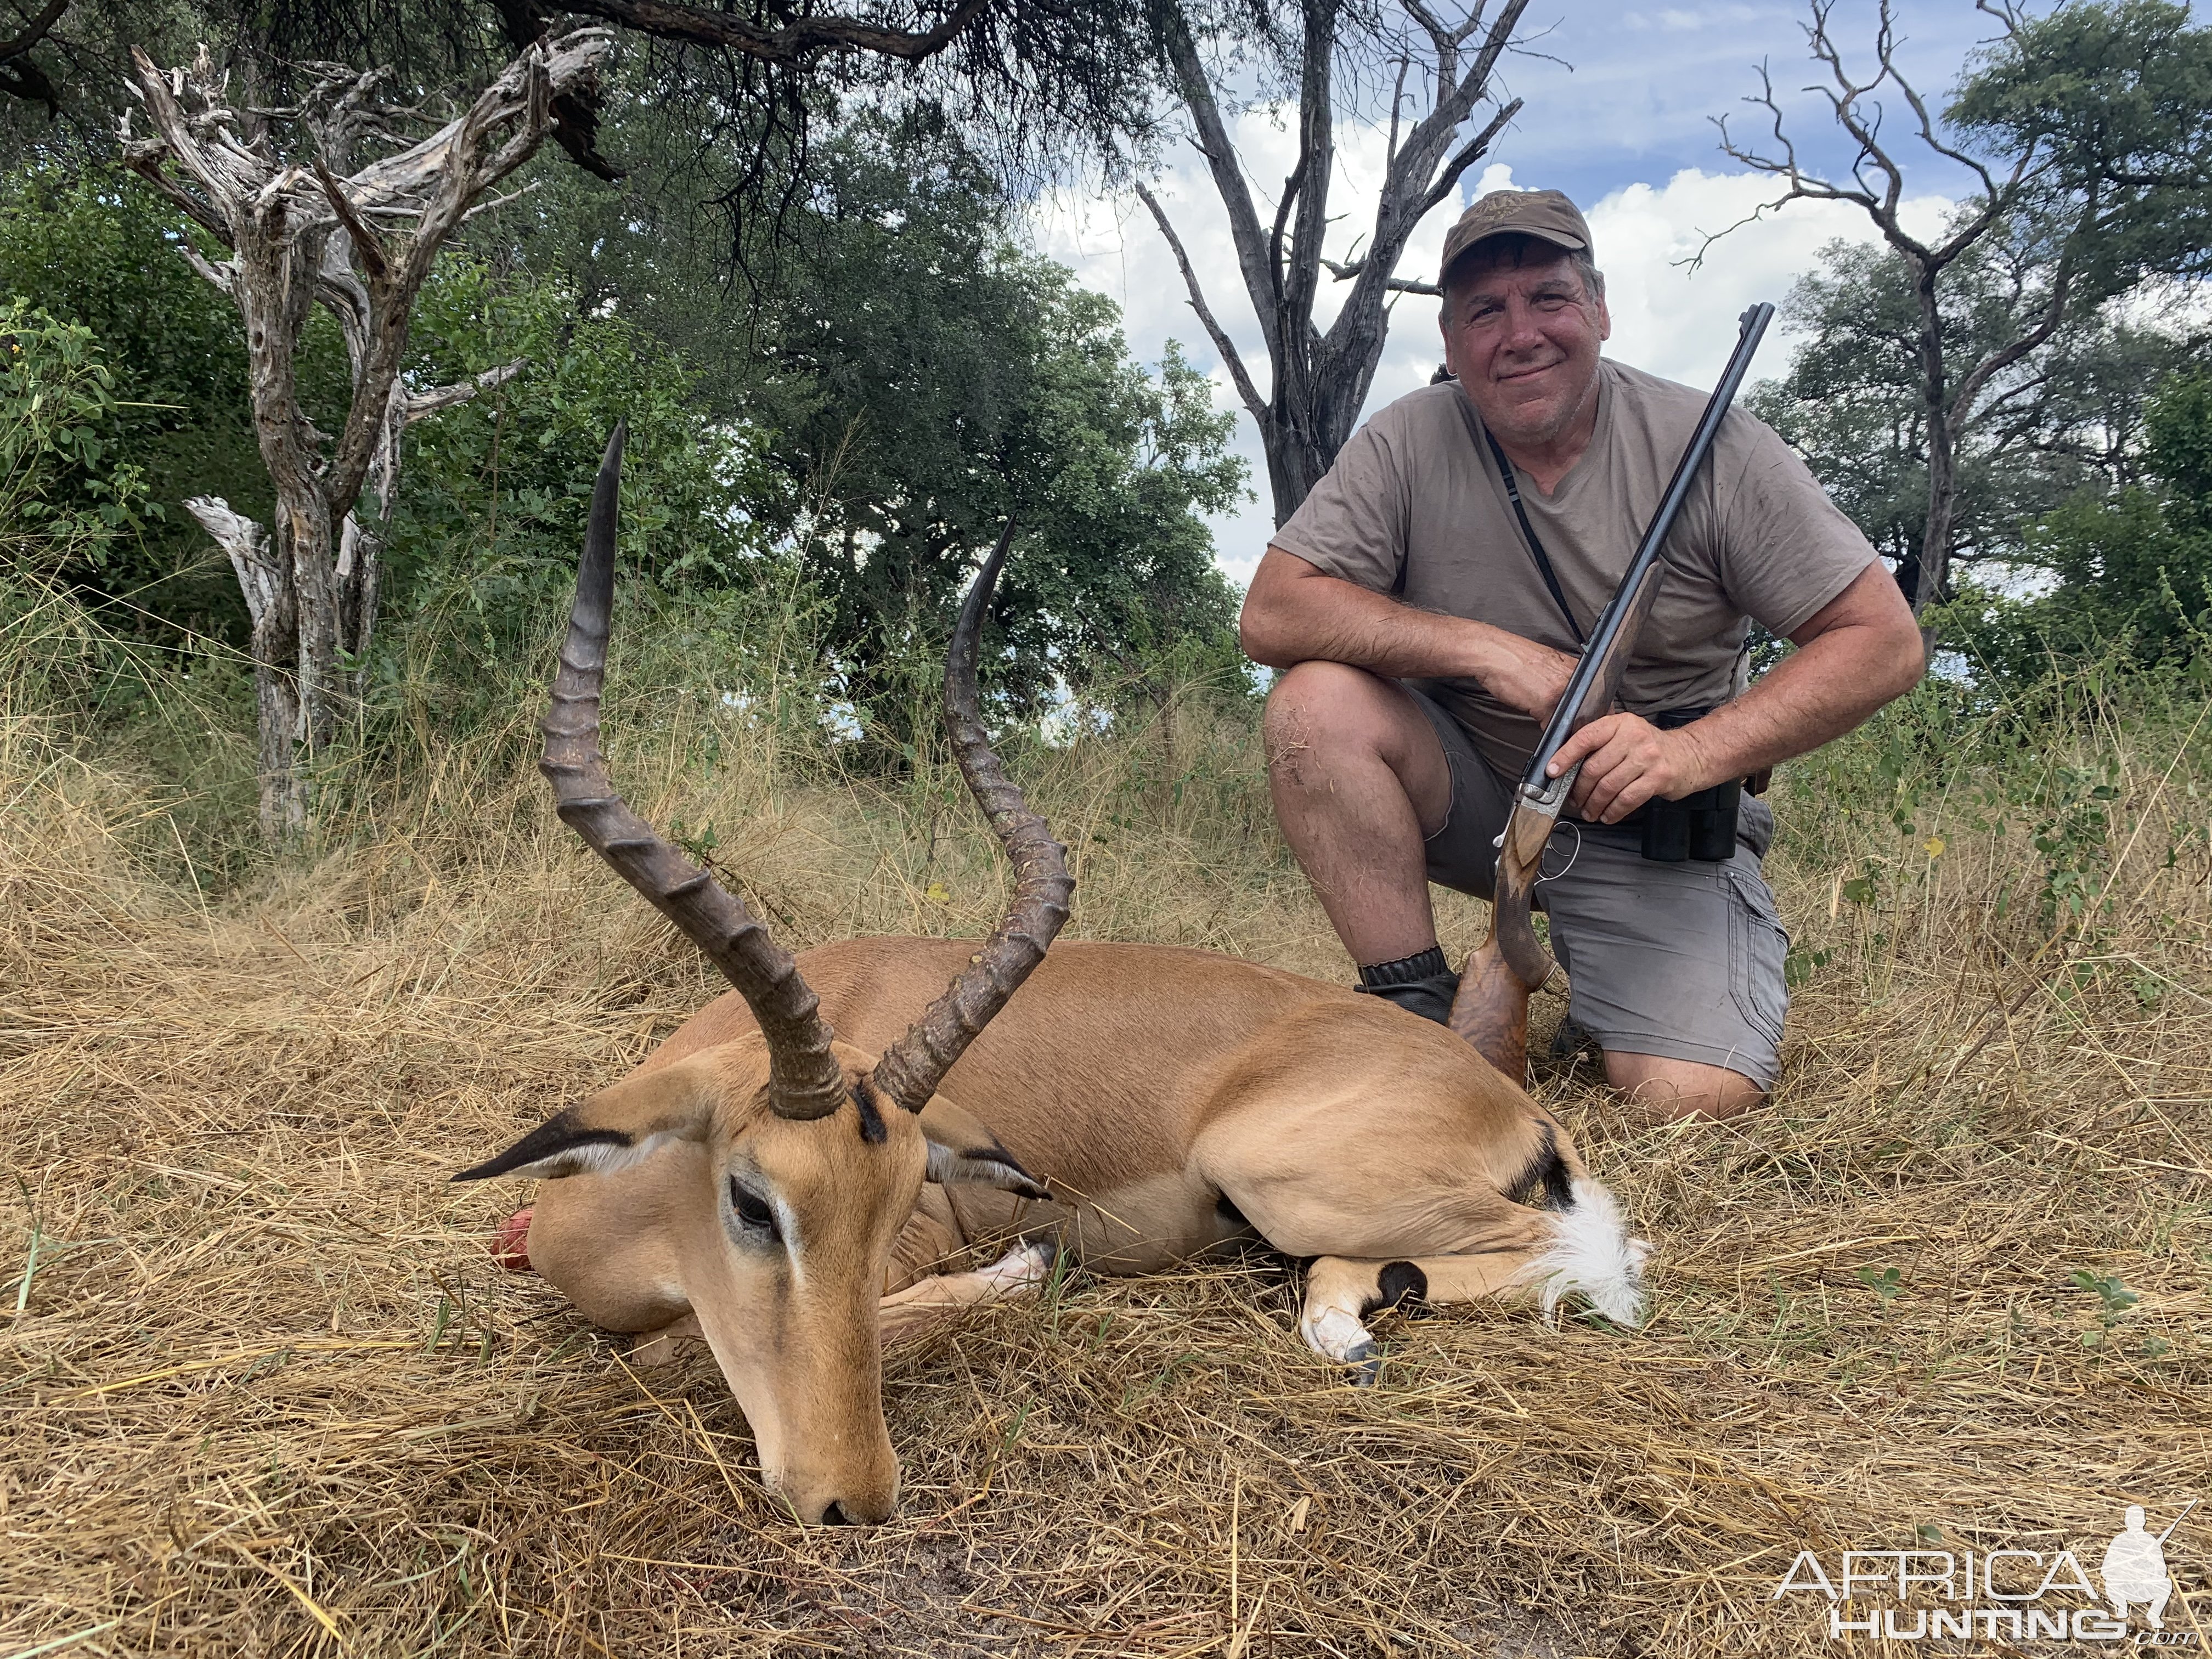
[1716,418,1881,637]
[1268,417,1408,593]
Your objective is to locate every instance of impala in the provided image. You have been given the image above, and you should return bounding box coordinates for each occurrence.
[457,429,1650,1526]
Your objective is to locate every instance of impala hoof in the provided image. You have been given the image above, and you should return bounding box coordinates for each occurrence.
[489,1207,534,1272]
[1344,1340,1382,1387]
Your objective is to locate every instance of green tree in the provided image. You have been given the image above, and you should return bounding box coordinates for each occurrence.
[522,105,1249,735]
[0,160,328,637]
[0,298,163,718]
[1948,366,2212,676]
[382,252,781,627]
[1746,235,2174,577]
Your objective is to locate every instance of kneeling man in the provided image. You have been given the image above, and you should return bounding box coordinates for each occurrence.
[1241,189,1925,1120]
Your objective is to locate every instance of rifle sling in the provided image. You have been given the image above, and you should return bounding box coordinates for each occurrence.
[1482,428,1587,648]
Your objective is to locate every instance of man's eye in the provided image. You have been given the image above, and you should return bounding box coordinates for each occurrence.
[729,1178,780,1239]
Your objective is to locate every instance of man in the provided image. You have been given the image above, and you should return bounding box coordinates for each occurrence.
[1240,189,1925,1121]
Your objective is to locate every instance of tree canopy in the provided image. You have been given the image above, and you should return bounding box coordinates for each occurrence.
[1,68,1249,769]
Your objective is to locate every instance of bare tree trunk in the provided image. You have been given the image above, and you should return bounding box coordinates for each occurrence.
[1914,271,1956,614]
[189,499,304,837]
[1143,0,1527,525]
[1711,0,2109,623]
[121,33,606,842]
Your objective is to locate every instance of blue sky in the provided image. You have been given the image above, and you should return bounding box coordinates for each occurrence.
[1037,2,2002,579]
[1483,2,2003,207]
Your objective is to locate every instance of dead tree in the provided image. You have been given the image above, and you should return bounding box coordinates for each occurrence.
[1709,0,2182,617]
[1139,0,1531,526]
[120,30,611,840]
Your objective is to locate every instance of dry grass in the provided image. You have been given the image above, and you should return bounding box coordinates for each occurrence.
[5,677,2212,1658]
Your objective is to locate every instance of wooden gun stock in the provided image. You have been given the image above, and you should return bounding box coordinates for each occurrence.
[1448,797,1561,1081]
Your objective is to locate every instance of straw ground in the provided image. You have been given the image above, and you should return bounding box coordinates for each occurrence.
[5,648,2211,1656]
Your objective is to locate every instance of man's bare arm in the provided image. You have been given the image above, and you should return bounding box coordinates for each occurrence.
[1239,546,1578,721]
[1550,561,1926,823]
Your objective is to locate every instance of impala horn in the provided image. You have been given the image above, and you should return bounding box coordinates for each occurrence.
[871,524,1074,1113]
[541,424,846,1120]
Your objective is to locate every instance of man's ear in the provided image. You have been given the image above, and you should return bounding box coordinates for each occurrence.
[454,1062,719,1183]
[917,1097,1051,1201]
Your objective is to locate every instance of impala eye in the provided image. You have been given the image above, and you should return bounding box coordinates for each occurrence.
[727,1177,780,1242]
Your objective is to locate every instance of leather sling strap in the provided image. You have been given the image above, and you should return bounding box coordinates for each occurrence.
[1480,427,1586,647]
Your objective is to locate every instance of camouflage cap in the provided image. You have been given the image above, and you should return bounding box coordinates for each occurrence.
[1437,189,1594,287]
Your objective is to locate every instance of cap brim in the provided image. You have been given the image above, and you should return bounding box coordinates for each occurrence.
[1440,226,1589,287]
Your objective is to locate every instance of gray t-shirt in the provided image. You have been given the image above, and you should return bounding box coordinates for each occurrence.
[1272,360,1877,777]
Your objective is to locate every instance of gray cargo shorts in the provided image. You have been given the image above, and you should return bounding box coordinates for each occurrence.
[1404,685,1790,1089]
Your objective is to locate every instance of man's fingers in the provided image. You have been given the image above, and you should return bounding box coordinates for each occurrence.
[1599,771,1660,824]
[1547,713,1623,776]
[1576,730,1644,820]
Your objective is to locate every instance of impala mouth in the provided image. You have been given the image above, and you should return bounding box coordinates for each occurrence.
[488,1207,534,1272]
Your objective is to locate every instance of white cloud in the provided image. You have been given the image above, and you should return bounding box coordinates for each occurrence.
[1586,167,1953,386]
[1038,139,1954,587]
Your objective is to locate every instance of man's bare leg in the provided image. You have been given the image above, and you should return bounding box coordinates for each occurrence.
[1262,661,1454,965]
[1266,663,1771,1120]
[1605,1052,1764,1121]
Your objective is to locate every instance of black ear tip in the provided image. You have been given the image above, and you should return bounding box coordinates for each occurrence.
[450,1164,493,1183]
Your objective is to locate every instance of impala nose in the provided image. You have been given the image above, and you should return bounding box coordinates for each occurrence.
[820,1500,854,1526]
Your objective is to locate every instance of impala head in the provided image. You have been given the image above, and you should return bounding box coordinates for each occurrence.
[456,425,1069,1525]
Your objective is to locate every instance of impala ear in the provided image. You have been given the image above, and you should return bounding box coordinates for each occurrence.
[454,1065,719,1183]
[918,1097,1052,1201]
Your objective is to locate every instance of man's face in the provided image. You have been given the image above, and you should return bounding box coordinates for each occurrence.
[1440,247,1610,449]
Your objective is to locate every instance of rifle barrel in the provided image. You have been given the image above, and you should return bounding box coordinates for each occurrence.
[2157,1499,2197,1543]
[1520,302,1775,793]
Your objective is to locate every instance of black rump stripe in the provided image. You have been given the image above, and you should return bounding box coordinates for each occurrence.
[1504,1120,1576,1212]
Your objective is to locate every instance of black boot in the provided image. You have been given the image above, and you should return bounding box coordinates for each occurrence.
[1353,945,1460,1025]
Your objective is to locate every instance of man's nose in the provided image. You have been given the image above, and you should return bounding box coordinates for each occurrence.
[1498,296,1548,352]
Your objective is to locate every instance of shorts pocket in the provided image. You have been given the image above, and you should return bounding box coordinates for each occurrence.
[1726,864,1790,1048]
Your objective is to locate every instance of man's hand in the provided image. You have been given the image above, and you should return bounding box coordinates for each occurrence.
[1242,549,1586,717]
[1548,712,1719,823]
[1474,630,1581,723]
[1539,563,1926,825]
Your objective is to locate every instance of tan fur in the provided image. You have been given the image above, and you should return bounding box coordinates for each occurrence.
[506,936,1644,1522]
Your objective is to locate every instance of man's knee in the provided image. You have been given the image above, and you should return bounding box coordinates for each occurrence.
[1604,1051,1767,1121]
[1265,661,1389,774]
[1264,659,1437,787]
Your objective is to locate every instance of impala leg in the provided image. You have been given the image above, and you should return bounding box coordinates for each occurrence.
[1302,1226,1653,1385]
[878,1241,1056,1346]
[1301,1252,1537,1384]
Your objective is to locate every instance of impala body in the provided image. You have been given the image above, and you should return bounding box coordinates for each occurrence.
[461,430,1649,1528]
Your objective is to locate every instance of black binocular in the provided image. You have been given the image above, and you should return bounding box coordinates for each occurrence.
[1639,778,1743,864]
[1630,706,1744,864]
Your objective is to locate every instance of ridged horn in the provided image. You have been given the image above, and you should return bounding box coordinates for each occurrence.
[541,424,846,1121]
[872,525,1074,1112]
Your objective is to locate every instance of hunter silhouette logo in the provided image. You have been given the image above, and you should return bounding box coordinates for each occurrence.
[2102,1502,2191,1630]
